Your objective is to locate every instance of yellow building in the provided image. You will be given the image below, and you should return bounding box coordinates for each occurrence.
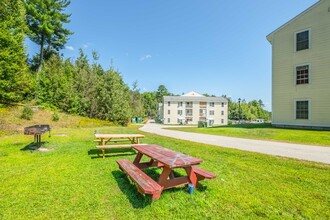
[267,0,330,129]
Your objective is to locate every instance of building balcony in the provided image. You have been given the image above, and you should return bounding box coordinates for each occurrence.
[185,105,193,108]
[199,113,207,117]
[186,113,193,116]
[199,105,207,109]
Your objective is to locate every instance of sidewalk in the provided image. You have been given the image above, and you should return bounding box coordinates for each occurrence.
[139,122,330,164]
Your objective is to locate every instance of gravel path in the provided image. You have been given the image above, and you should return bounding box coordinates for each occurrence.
[139,122,330,164]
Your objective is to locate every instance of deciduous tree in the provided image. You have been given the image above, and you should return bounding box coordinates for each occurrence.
[0,0,31,103]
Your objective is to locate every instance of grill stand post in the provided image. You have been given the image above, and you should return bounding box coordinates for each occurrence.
[34,134,41,148]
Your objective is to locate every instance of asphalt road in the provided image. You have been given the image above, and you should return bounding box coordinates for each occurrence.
[139,122,330,164]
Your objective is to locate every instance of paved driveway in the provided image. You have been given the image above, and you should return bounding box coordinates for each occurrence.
[139,122,330,164]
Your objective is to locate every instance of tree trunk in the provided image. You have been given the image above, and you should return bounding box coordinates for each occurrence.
[37,35,45,72]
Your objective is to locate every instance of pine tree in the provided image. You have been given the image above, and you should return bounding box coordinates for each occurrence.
[24,0,73,71]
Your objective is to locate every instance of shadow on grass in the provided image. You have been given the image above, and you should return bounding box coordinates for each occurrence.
[112,168,198,208]
[112,170,153,208]
[88,148,136,159]
[20,142,46,151]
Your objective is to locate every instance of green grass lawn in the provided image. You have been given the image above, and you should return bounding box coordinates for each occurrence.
[0,125,329,219]
[167,123,330,146]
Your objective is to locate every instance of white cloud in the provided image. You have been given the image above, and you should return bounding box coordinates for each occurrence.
[140,54,152,61]
[65,46,74,51]
[83,44,88,48]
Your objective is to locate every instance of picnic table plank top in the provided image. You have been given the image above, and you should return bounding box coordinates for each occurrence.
[95,133,145,139]
[133,144,203,168]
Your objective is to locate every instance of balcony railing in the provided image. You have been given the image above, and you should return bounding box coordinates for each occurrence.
[186,113,193,116]
[185,105,193,108]
[199,113,206,117]
[199,105,207,108]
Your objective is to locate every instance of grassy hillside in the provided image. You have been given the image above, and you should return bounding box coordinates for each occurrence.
[0,105,113,136]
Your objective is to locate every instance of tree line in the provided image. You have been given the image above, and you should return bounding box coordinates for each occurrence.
[0,0,270,125]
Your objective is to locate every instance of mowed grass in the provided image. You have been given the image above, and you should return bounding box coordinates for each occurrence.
[167,123,330,146]
[0,125,329,219]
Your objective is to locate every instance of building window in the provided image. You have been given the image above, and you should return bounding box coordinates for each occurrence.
[296,30,309,51]
[296,101,309,119]
[221,119,224,124]
[296,65,309,85]
[178,102,183,107]
[209,102,214,107]
[221,102,224,107]
[186,102,192,108]
[186,109,193,116]
[209,110,214,116]
[221,110,224,116]
[168,102,170,106]
[168,118,170,123]
[178,110,182,115]
[168,110,170,114]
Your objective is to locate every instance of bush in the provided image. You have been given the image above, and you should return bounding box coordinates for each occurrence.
[52,112,60,121]
[21,106,33,120]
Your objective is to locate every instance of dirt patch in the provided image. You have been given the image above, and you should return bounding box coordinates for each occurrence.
[38,148,50,152]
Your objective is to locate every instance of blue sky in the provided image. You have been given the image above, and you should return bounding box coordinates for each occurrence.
[27,0,318,111]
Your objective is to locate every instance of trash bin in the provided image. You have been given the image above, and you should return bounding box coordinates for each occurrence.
[198,121,205,128]
[131,118,136,123]
[137,117,143,123]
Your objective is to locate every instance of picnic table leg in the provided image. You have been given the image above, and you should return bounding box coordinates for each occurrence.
[157,167,172,186]
[133,152,143,164]
[169,171,175,179]
[184,167,198,188]
[151,191,162,200]
[102,148,105,159]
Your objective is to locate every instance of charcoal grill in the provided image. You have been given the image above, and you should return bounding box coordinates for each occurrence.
[24,124,51,147]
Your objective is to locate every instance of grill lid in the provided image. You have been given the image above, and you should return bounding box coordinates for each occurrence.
[24,124,51,135]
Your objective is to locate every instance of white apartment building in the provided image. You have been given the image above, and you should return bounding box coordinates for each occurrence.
[159,91,228,125]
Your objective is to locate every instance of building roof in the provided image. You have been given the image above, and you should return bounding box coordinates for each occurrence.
[266,0,323,44]
[163,91,227,102]
[181,91,204,97]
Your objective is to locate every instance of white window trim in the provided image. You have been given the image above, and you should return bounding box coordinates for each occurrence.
[294,99,311,120]
[294,28,311,52]
[294,63,311,85]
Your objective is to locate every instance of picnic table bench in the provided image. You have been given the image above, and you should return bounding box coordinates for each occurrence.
[116,144,216,200]
[94,133,145,158]
[117,159,162,200]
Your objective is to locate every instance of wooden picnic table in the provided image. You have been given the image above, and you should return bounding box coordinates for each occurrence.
[94,133,145,158]
[117,144,216,200]
[95,133,144,145]
[132,144,203,190]
[117,144,215,200]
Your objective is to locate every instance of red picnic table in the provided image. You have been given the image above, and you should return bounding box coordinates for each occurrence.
[117,144,216,200]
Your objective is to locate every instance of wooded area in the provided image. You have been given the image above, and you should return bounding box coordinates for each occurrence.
[0,0,270,125]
